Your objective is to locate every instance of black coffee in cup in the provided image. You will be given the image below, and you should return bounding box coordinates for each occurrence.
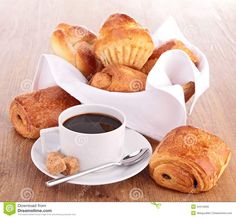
[63,113,122,134]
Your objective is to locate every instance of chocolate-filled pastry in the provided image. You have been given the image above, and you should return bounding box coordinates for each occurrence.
[9,86,80,139]
[51,23,103,79]
[89,64,147,92]
[94,13,154,70]
[141,40,199,74]
[149,126,231,193]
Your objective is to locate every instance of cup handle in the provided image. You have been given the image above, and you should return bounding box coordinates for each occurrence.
[40,127,60,154]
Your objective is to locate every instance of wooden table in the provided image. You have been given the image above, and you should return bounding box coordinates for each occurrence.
[0,0,236,202]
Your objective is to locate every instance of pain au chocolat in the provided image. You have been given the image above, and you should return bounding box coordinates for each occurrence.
[89,64,147,92]
[94,14,154,70]
[9,86,80,139]
[149,126,231,193]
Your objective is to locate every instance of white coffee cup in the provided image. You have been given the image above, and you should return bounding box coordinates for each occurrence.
[40,104,126,170]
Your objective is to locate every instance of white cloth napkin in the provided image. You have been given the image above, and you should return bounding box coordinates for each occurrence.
[32,17,209,141]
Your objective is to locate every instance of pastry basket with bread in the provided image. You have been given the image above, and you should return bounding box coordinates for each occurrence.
[9,14,209,141]
[27,15,209,140]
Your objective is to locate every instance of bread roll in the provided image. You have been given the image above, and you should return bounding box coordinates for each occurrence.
[94,14,154,69]
[182,81,195,102]
[9,86,80,139]
[51,23,102,78]
[141,40,199,74]
[89,64,147,92]
[149,126,231,193]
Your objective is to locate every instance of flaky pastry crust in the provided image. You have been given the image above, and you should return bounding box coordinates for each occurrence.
[141,40,199,74]
[51,23,102,78]
[149,126,231,193]
[89,64,147,92]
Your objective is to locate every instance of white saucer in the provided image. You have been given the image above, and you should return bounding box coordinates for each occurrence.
[31,128,152,185]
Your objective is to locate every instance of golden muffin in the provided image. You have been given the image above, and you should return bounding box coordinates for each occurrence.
[94,14,154,70]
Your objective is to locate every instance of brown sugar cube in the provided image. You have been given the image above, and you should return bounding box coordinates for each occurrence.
[46,152,66,175]
[48,151,65,159]
[62,156,80,175]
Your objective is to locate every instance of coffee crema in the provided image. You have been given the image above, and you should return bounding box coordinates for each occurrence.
[63,113,122,134]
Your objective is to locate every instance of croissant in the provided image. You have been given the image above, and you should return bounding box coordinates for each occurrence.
[94,14,154,70]
[51,23,103,79]
[149,126,231,193]
[141,40,199,74]
[89,64,147,92]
